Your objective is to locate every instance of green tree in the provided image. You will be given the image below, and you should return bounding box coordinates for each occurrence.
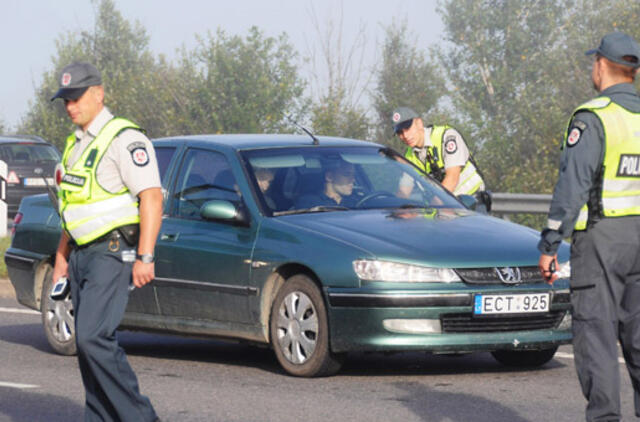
[372,22,447,150]
[176,27,308,135]
[437,0,640,194]
[20,1,308,146]
[19,0,171,148]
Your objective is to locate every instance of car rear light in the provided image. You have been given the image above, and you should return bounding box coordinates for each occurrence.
[11,212,23,237]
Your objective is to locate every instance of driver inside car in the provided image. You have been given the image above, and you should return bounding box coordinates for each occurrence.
[295,160,359,208]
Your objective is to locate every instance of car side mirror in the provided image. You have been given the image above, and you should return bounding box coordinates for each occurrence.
[200,200,248,226]
[457,194,477,210]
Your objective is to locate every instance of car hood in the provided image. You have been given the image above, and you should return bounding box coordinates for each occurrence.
[277,208,567,268]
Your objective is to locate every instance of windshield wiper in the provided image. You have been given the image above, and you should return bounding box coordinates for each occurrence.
[274,205,350,216]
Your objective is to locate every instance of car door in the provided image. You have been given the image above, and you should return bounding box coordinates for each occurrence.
[154,147,256,325]
[125,145,178,318]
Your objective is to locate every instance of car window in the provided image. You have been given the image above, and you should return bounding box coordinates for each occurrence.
[0,143,60,163]
[154,146,176,182]
[171,148,241,220]
[241,146,462,215]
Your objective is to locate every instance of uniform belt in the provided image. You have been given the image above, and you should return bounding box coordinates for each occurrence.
[69,224,139,250]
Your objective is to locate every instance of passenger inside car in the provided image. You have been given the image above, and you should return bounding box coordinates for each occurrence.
[254,167,276,210]
[295,160,359,208]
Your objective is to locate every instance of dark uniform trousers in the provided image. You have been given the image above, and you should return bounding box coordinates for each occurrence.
[571,217,640,422]
[68,234,157,422]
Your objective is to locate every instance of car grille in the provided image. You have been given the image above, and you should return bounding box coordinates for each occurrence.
[455,266,544,285]
[440,310,566,333]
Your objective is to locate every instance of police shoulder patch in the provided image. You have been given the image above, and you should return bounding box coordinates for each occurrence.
[127,141,149,166]
[566,127,582,147]
[444,137,457,154]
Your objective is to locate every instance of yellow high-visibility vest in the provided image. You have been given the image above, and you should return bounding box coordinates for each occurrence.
[570,97,640,230]
[59,118,141,245]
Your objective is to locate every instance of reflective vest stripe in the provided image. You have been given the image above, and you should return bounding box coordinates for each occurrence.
[453,163,484,196]
[63,193,138,223]
[603,178,640,192]
[602,194,640,209]
[68,205,140,244]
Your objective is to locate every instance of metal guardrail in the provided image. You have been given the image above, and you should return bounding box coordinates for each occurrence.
[490,192,552,215]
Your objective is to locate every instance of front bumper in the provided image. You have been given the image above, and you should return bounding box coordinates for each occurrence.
[326,283,572,353]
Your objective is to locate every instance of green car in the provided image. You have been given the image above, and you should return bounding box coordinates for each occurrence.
[5,135,571,377]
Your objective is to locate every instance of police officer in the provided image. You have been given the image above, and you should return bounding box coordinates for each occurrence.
[50,62,162,422]
[391,107,485,196]
[538,32,640,421]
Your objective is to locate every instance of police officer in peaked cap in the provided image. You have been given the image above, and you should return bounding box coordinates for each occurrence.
[51,62,162,422]
[390,107,488,208]
[539,32,640,421]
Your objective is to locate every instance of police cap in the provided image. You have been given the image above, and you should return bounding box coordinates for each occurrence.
[391,107,419,133]
[51,62,103,101]
[586,32,640,69]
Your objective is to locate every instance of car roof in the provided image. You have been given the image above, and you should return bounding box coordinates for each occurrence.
[0,135,53,145]
[152,134,381,151]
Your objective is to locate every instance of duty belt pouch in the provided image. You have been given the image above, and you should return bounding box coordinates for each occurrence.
[118,224,140,247]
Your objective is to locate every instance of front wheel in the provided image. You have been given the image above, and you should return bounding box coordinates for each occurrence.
[491,346,558,367]
[41,265,76,355]
[269,274,344,377]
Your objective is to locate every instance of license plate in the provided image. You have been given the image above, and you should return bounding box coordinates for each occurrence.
[474,293,550,315]
[23,178,54,186]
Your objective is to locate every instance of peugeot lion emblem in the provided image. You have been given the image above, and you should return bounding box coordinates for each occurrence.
[495,267,522,284]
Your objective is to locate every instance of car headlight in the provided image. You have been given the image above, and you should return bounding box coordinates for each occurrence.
[556,261,571,279]
[353,260,461,283]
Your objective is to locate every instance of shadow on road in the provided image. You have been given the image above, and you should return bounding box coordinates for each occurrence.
[0,387,83,422]
[0,323,53,354]
[395,381,532,422]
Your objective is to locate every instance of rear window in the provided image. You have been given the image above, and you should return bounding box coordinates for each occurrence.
[0,143,60,163]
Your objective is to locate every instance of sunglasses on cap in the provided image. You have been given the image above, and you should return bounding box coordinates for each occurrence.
[394,119,414,135]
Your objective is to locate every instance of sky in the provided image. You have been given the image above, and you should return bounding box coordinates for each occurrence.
[1,0,444,130]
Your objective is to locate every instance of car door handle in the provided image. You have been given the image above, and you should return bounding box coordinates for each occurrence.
[160,232,178,241]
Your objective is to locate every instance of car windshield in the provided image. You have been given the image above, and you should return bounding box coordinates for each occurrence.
[0,143,60,163]
[241,146,463,215]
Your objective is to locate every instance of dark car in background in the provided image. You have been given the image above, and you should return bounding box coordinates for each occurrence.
[0,135,60,217]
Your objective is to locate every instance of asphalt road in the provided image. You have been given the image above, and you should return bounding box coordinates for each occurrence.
[1,285,639,422]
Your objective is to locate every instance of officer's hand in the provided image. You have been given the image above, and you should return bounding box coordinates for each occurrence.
[538,254,558,285]
[132,261,155,288]
[52,258,69,285]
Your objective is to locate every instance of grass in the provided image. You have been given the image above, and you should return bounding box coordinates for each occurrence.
[0,236,11,278]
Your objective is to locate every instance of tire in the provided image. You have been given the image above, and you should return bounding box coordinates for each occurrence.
[40,265,76,355]
[491,346,558,367]
[269,274,344,377]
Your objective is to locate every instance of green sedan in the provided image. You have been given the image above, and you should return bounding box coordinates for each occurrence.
[5,135,571,377]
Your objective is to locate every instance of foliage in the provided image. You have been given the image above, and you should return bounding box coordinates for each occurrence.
[19,0,308,147]
[436,0,640,194]
[176,27,308,135]
[371,22,447,150]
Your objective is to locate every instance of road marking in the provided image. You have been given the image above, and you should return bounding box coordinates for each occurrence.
[0,381,39,389]
[0,306,39,315]
[556,351,625,364]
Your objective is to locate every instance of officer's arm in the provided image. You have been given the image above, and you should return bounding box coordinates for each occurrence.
[538,111,603,256]
[52,231,71,283]
[441,128,468,193]
[441,166,462,192]
[132,187,163,287]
